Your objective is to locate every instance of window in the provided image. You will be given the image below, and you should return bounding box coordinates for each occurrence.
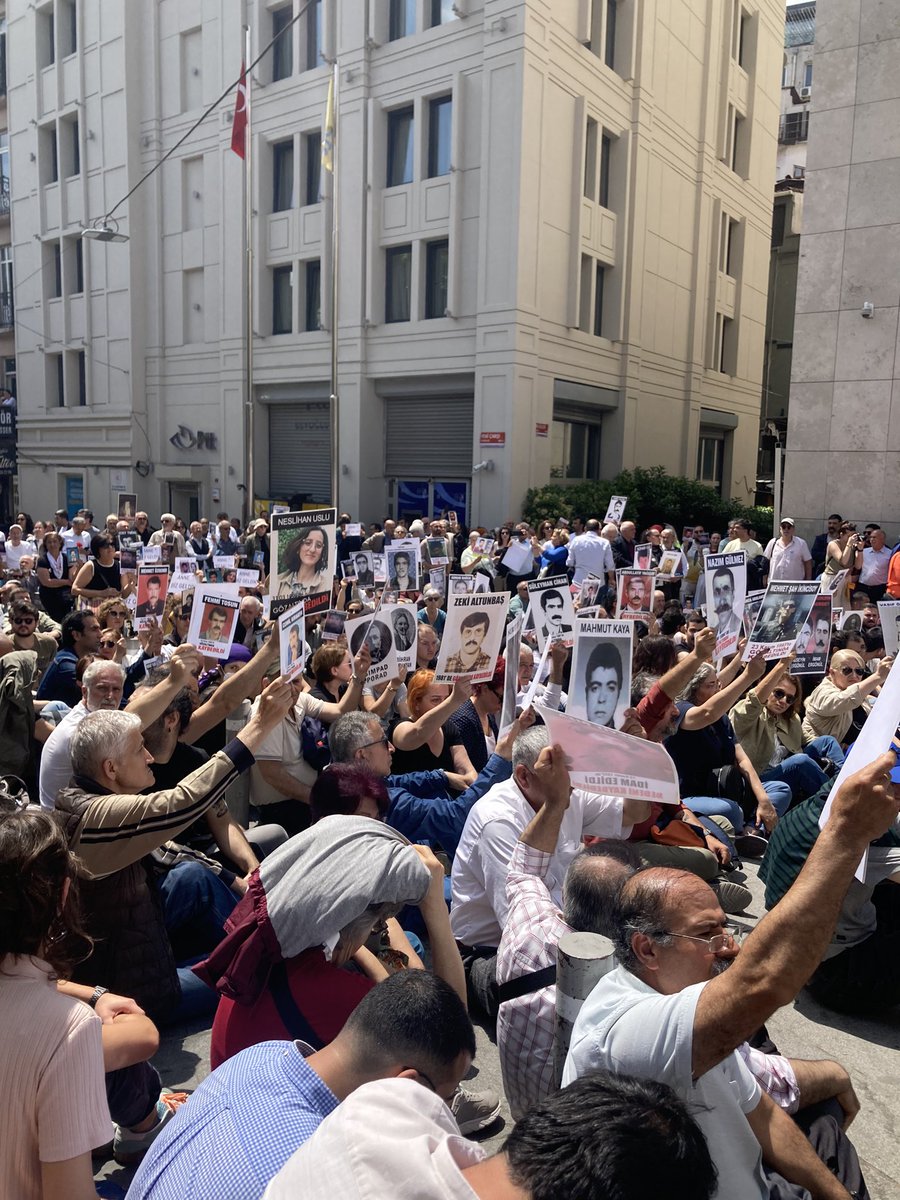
[579,255,608,338]
[779,110,809,144]
[43,125,59,185]
[0,18,7,96]
[781,55,792,89]
[272,4,293,81]
[714,314,737,375]
[427,96,452,178]
[51,242,62,298]
[551,418,601,480]
[0,134,9,216]
[0,246,12,328]
[604,0,617,69]
[60,0,77,57]
[584,118,598,200]
[272,139,294,212]
[304,259,321,331]
[425,239,449,319]
[272,265,293,334]
[599,133,612,208]
[305,0,323,70]
[697,434,724,491]
[63,114,80,177]
[385,245,412,322]
[389,0,415,40]
[71,236,84,294]
[593,264,605,337]
[803,60,813,88]
[730,111,747,176]
[387,106,414,187]
[39,9,55,68]
[76,350,86,406]
[304,131,322,205]
[737,10,750,67]
[49,353,64,407]
[428,0,455,28]
[720,214,738,277]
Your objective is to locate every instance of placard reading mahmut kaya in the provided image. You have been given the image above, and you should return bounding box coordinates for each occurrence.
[567,618,633,731]
[270,508,337,617]
[526,575,576,652]
[186,586,241,659]
[434,593,508,684]
[704,551,746,660]
[536,704,680,806]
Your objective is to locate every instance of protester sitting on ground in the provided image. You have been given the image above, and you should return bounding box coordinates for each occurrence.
[328,708,530,859]
[633,632,679,675]
[307,643,354,703]
[0,804,113,1200]
[563,750,900,1199]
[760,775,900,1016]
[36,610,103,707]
[450,725,651,1019]
[388,671,475,780]
[247,641,371,835]
[72,534,129,601]
[802,649,890,746]
[6,597,57,677]
[729,655,845,805]
[195,817,465,1069]
[53,677,293,1023]
[414,621,440,672]
[445,663,504,775]
[664,655,790,845]
[417,586,447,634]
[266,1070,718,1200]
[126,971,477,1200]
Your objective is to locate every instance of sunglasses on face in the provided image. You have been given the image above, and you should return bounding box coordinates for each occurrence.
[770,688,795,702]
[839,666,865,678]
[11,616,35,626]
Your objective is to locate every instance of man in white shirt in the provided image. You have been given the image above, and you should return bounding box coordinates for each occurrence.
[858,526,892,602]
[450,725,648,1017]
[39,660,126,807]
[265,1071,717,1200]
[566,518,615,587]
[563,751,897,1200]
[763,518,812,582]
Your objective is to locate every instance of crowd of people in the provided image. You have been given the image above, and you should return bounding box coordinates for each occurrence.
[1,500,898,1200]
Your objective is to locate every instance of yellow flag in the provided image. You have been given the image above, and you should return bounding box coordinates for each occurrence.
[321,74,335,174]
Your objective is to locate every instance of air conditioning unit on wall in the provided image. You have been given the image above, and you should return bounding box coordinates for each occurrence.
[799,86,812,101]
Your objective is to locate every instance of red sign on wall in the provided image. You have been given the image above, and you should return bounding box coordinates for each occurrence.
[535,423,549,438]
[480,431,506,446]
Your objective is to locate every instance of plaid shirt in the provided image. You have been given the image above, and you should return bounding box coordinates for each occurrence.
[496,841,568,1120]
[498,845,801,1120]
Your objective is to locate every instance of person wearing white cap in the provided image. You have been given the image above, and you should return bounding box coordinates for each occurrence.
[148,514,187,557]
[762,519,812,584]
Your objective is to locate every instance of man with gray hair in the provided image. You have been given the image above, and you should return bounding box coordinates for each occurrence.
[450,725,650,1017]
[328,708,529,858]
[53,676,294,1022]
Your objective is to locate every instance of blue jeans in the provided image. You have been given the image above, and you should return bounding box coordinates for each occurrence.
[761,737,844,805]
[686,779,792,832]
[157,860,238,1024]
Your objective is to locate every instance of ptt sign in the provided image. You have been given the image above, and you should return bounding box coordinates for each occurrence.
[169,425,218,452]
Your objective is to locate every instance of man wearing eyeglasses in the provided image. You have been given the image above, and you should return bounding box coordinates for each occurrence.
[802,649,891,746]
[564,752,900,1200]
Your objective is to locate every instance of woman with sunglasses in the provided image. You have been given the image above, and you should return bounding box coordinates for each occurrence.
[802,648,892,747]
[730,655,846,807]
[71,535,131,601]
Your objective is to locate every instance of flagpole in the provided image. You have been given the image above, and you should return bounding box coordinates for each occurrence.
[328,60,339,508]
[244,24,255,527]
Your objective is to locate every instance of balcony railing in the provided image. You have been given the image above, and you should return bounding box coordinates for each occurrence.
[0,178,9,218]
[0,292,13,329]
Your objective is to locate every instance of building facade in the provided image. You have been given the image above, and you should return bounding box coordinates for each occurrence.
[782,0,900,543]
[9,0,783,528]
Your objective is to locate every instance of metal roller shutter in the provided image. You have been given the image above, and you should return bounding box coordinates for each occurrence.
[268,401,332,503]
[384,396,474,477]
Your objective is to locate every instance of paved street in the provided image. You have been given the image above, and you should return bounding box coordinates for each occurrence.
[96,860,900,1197]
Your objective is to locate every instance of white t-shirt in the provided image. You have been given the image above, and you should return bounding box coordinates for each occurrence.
[450,774,630,948]
[563,965,766,1200]
[39,701,88,809]
[249,692,327,804]
[264,1077,484,1200]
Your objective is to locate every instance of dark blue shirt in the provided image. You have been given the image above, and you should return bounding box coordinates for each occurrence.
[665,701,737,798]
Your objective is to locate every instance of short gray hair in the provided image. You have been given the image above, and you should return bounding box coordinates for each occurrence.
[680,661,717,703]
[511,725,549,771]
[329,711,381,764]
[82,660,126,692]
[71,710,142,780]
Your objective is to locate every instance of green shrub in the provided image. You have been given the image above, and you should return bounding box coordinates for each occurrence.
[522,467,773,542]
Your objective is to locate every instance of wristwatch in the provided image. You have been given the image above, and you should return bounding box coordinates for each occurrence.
[88,985,109,1008]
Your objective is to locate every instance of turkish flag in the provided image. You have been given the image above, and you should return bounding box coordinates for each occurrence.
[231,62,248,158]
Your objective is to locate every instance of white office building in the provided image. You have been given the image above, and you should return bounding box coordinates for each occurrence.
[9,0,783,527]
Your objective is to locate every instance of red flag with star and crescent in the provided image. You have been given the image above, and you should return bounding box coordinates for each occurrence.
[231,62,248,158]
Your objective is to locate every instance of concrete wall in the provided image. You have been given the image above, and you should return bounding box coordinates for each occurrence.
[782,0,900,545]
